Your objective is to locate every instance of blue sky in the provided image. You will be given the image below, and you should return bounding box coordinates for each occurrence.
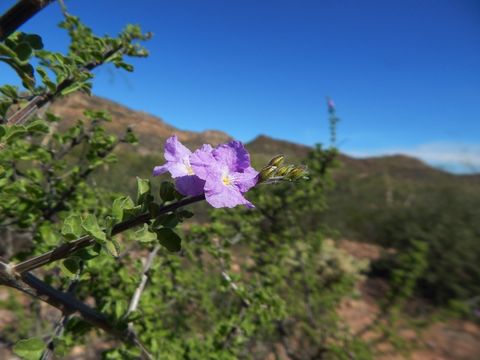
[1,0,479,172]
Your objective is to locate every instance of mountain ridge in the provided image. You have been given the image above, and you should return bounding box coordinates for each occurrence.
[48,93,478,182]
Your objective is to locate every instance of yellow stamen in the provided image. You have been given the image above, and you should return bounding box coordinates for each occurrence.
[222,176,231,186]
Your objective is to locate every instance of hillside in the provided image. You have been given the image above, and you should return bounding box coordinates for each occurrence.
[49,93,232,154]
[46,93,479,198]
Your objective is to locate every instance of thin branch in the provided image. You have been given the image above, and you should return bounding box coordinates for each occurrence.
[126,245,160,318]
[5,44,123,126]
[214,248,250,349]
[20,272,117,334]
[40,313,70,360]
[57,0,68,17]
[42,141,119,221]
[0,0,55,42]
[0,263,151,358]
[40,269,81,360]
[12,194,205,273]
[0,261,120,336]
[123,245,160,360]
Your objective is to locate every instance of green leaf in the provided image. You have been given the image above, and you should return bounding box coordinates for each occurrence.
[60,82,83,96]
[104,240,121,258]
[65,317,92,335]
[0,84,18,98]
[0,43,16,57]
[76,248,99,261]
[177,210,194,220]
[159,181,176,202]
[136,177,151,202]
[156,228,181,252]
[134,224,157,243]
[148,202,160,218]
[112,196,134,221]
[24,34,43,50]
[160,213,179,229]
[123,127,138,144]
[123,205,142,220]
[0,125,6,139]
[14,42,32,62]
[26,120,49,134]
[13,337,44,360]
[39,223,58,244]
[116,62,134,72]
[61,257,80,277]
[82,214,106,243]
[61,214,83,240]
[51,338,68,358]
[125,309,142,323]
[0,101,11,117]
[5,125,27,142]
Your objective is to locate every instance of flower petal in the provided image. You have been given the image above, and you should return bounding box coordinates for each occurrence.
[204,174,254,208]
[167,162,192,178]
[175,175,205,196]
[190,144,217,180]
[153,164,169,177]
[233,166,259,193]
[212,140,251,172]
[164,135,191,162]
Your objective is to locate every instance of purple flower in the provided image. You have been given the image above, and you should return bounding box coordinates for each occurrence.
[190,140,258,208]
[327,97,335,113]
[152,135,205,196]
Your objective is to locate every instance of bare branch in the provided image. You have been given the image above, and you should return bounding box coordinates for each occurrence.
[122,246,161,360]
[126,245,160,317]
[40,270,81,360]
[0,0,55,42]
[1,260,152,358]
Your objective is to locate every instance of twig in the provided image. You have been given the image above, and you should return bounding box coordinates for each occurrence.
[2,263,130,340]
[12,194,205,274]
[7,270,152,358]
[57,0,68,17]
[24,271,152,359]
[221,271,250,307]
[126,245,160,318]
[40,268,81,360]
[0,0,55,42]
[0,260,152,356]
[5,44,123,126]
[215,250,250,348]
[123,245,161,360]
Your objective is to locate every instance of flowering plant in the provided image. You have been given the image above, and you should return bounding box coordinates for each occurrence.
[153,135,258,208]
[0,4,334,360]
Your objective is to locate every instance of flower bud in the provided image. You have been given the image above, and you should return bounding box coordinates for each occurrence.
[268,154,285,167]
[287,166,308,180]
[276,165,294,177]
[259,165,277,182]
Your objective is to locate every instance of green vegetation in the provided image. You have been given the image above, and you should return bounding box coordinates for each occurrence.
[1,2,479,360]
[0,6,372,359]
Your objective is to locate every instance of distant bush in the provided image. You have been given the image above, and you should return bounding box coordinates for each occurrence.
[369,185,480,306]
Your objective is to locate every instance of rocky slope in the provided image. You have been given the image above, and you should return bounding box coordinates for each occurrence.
[49,93,232,155]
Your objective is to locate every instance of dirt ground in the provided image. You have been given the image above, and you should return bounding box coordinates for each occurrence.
[338,239,480,360]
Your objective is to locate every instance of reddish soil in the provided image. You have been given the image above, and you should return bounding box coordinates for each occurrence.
[339,239,480,360]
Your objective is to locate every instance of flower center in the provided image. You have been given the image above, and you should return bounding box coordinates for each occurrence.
[183,158,194,176]
[222,174,232,186]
